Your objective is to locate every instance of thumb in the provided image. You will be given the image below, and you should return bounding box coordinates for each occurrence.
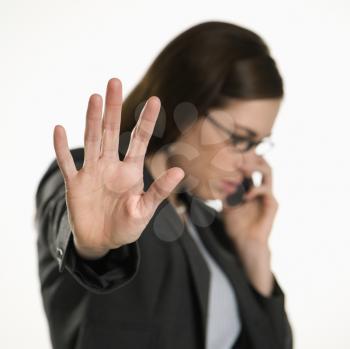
[142,167,185,213]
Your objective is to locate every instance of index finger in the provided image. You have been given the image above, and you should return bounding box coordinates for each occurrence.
[124,96,161,165]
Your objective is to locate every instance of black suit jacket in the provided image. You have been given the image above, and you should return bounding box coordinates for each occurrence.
[34,147,293,349]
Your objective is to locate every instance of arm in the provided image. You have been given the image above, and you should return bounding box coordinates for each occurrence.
[34,149,141,294]
[248,274,293,349]
[231,239,293,349]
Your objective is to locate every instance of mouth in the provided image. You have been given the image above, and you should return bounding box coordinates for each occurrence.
[220,179,240,193]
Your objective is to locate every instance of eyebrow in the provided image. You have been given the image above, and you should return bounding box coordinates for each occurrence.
[235,123,271,139]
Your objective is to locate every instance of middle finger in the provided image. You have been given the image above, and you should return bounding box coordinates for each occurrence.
[101,78,123,160]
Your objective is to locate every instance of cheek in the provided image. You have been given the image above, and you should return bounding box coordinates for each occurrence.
[209,147,242,173]
[186,152,219,191]
[187,147,238,181]
[182,152,233,200]
[193,150,216,176]
[185,158,209,182]
[177,153,211,191]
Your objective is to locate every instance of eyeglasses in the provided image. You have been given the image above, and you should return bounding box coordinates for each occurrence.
[204,112,275,155]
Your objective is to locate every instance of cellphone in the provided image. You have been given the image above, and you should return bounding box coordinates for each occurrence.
[225,176,254,206]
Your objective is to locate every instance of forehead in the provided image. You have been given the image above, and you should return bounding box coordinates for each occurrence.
[209,97,282,137]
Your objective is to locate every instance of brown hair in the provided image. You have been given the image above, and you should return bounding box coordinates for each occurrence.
[119,20,284,157]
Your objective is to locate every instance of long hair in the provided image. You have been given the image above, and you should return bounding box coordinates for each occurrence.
[119,21,284,157]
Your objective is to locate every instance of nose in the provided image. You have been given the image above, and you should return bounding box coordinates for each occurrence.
[222,150,244,180]
[211,146,244,175]
[236,148,259,173]
[231,149,245,170]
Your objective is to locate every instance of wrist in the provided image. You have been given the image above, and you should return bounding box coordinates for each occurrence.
[233,238,270,258]
[233,241,273,297]
[235,240,271,270]
[73,238,112,261]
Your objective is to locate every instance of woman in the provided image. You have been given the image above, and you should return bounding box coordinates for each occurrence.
[35,21,293,349]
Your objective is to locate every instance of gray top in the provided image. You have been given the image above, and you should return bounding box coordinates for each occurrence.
[184,214,242,349]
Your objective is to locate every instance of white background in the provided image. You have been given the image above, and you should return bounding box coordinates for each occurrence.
[1,0,349,348]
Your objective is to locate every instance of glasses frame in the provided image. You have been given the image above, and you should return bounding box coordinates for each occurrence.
[204,111,274,154]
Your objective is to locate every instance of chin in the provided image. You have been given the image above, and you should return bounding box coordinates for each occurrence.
[192,185,225,202]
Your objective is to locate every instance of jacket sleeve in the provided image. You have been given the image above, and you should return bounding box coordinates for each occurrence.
[249,275,293,349]
[34,148,141,294]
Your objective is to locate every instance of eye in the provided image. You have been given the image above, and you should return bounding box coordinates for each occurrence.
[228,134,253,152]
[231,134,249,144]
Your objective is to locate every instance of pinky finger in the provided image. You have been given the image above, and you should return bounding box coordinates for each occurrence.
[53,125,78,182]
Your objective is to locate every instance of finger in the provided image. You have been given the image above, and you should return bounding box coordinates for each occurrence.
[256,157,273,187]
[244,184,269,199]
[83,94,103,168]
[101,78,123,160]
[245,186,279,217]
[141,167,185,213]
[124,96,161,165]
[53,125,78,182]
[242,157,273,189]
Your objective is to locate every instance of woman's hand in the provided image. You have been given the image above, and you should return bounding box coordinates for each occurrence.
[220,155,278,296]
[53,78,185,260]
[221,155,278,247]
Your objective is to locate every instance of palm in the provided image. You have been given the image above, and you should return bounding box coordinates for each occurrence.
[53,78,184,257]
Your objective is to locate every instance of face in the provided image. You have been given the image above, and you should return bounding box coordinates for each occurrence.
[167,97,282,201]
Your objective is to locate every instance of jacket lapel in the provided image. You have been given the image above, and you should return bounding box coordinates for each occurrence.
[175,215,211,342]
[183,191,278,349]
[143,164,210,343]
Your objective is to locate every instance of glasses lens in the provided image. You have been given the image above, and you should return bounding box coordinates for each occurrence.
[235,139,251,152]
